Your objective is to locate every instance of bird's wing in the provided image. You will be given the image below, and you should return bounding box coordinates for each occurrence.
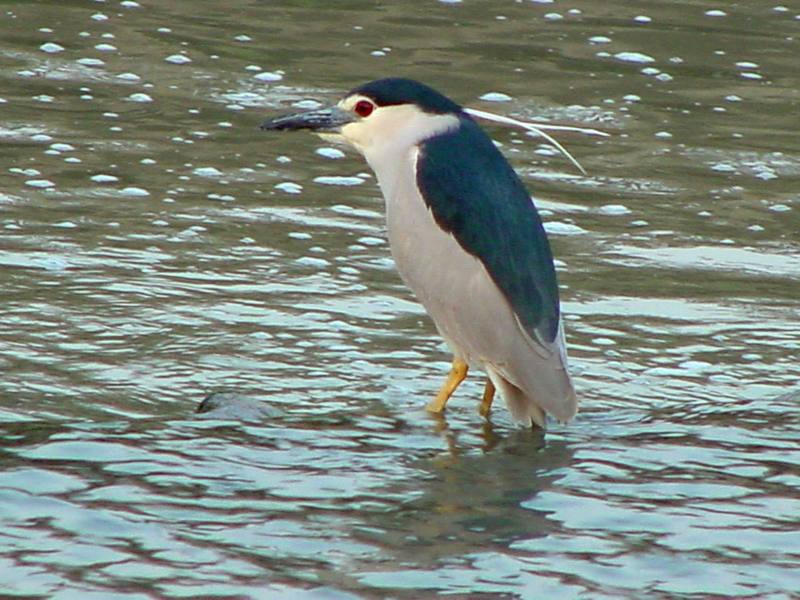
[416,116,561,345]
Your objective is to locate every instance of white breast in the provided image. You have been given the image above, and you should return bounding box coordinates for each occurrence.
[368,144,518,367]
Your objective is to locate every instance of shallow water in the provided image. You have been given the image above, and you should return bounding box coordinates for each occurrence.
[1,1,799,598]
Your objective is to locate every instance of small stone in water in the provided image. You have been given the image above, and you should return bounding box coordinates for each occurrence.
[121,186,150,197]
[77,58,104,66]
[480,92,512,102]
[40,42,65,53]
[91,174,119,183]
[253,71,283,82]
[313,176,364,186]
[25,179,56,189]
[598,204,632,216]
[276,182,303,194]
[315,147,345,159]
[126,93,153,103]
[614,51,656,64]
[193,167,223,177]
[165,54,191,65]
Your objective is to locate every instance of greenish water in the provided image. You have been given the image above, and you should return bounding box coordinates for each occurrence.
[1,1,798,598]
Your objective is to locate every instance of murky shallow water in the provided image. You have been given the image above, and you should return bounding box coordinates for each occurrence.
[1,1,798,598]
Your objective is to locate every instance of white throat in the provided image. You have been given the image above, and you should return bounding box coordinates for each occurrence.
[335,104,459,196]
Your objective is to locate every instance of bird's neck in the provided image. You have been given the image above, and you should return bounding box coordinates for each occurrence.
[365,145,419,207]
[360,113,461,200]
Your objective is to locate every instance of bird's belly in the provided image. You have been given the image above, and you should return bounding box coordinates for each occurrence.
[381,166,517,367]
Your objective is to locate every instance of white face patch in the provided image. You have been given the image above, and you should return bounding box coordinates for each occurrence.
[334,95,460,158]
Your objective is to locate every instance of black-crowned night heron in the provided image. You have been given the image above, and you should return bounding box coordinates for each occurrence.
[261,78,577,428]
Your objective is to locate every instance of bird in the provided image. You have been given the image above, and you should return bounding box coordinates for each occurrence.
[261,78,577,428]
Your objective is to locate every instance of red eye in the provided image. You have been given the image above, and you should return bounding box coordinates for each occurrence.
[354,99,375,117]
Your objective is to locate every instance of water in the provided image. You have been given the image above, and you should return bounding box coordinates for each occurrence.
[1,1,798,598]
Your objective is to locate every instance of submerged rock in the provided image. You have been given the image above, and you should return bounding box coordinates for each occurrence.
[196,391,282,421]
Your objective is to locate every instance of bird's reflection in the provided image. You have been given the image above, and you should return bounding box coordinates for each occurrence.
[357,415,573,563]
[428,411,547,456]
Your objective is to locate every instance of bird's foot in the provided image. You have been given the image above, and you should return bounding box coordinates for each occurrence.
[478,377,496,417]
[426,357,468,413]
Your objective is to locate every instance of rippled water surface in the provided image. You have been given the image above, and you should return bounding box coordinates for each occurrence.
[1,1,799,598]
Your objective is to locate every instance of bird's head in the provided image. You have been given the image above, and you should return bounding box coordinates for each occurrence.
[261,78,463,157]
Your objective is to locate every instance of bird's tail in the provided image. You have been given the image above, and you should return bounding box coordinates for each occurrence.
[486,319,578,428]
[490,374,547,427]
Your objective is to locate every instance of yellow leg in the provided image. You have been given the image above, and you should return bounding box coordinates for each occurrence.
[479,377,496,417]
[426,357,468,414]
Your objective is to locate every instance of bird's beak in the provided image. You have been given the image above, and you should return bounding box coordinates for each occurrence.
[260,106,355,132]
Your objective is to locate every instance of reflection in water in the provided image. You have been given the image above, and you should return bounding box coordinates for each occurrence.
[1,0,799,597]
[360,426,565,562]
